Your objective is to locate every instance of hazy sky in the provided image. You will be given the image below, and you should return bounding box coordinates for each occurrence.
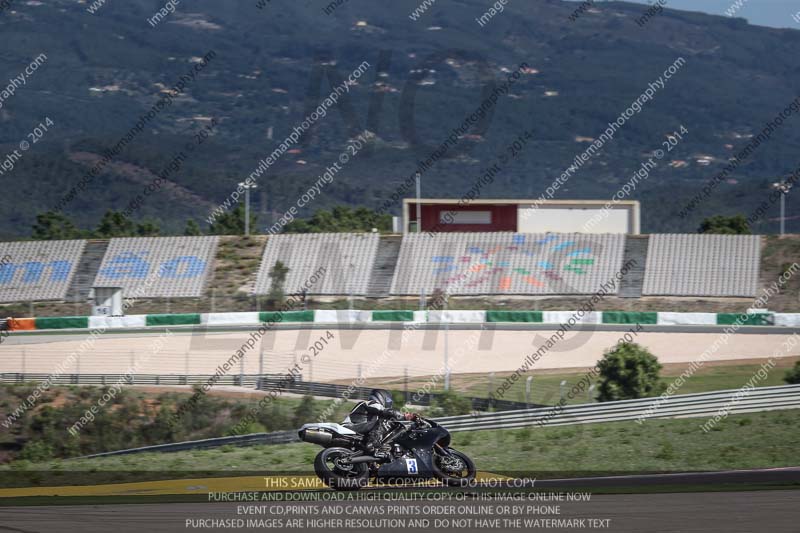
[583,0,800,29]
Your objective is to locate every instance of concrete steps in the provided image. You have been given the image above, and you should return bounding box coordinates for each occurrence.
[64,240,110,302]
[366,235,402,297]
[617,235,649,298]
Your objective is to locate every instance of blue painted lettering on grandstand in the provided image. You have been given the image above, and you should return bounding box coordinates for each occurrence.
[160,256,206,278]
[99,252,150,279]
[0,261,72,284]
[98,252,206,280]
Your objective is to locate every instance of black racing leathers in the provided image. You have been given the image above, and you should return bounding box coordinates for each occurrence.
[346,400,404,452]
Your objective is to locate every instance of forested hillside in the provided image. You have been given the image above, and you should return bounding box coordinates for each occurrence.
[1,0,798,238]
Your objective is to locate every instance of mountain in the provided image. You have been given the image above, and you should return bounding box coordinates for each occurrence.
[0,0,798,238]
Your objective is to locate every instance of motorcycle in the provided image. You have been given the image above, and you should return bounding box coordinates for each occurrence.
[298,415,476,490]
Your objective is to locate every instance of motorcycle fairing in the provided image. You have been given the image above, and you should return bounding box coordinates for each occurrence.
[298,422,358,436]
[375,425,450,479]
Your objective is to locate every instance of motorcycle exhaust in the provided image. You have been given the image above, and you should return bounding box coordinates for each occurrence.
[343,455,379,464]
[298,429,332,446]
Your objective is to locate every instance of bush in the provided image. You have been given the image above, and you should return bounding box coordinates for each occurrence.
[292,395,316,427]
[698,214,750,235]
[596,343,666,402]
[784,361,800,385]
[430,389,472,417]
[18,440,54,462]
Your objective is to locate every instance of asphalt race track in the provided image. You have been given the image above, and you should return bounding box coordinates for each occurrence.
[1,490,798,532]
[1,468,799,532]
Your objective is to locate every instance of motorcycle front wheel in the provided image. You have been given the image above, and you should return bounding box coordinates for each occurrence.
[313,447,369,491]
[431,447,477,487]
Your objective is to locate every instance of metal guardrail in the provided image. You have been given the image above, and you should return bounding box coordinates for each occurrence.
[253,377,536,412]
[436,384,800,432]
[0,372,537,412]
[0,372,286,388]
[81,431,299,459]
[76,384,800,458]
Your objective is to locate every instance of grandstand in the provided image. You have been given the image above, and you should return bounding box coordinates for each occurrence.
[0,231,794,314]
[0,240,86,302]
[390,232,627,295]
[92,236,219,298]
[643,234,761,297]
[253,233,379,296]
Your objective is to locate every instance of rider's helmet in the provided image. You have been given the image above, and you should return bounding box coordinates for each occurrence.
[368,389,393,410]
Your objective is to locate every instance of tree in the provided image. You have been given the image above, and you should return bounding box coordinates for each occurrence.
[698,214,750,235]
[292,395,316,427]
[93,210,136,238]
[93,210,160,238]
[184,219,202,236]
[209,204,257,235]
[267,260,290,307]
[31,211,83,240]
[135,219,161,236]
[784,361,800,385]
[283,206,391,233]
[430,389,472,416]
[596,343,665,402]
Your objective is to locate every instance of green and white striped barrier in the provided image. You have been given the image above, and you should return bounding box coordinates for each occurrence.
[9,310,800,331]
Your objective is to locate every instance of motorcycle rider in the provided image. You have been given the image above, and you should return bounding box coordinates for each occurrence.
[343,389,418,457]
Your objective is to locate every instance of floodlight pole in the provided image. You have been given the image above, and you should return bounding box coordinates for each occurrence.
[780,191,786,236]
[240,181,258,236]
[245,186,251,236]
[772,181,791,236]
[415,172,422,233]
[444,297,450,391]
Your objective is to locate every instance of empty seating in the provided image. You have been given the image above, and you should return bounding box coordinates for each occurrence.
[390,233,627,295]
[92,236,219,298]
[254,233,379,295]
[0,240,86,302]
[642,234,760,297]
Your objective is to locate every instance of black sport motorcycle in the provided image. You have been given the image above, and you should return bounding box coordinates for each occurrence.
[298,416,476,490]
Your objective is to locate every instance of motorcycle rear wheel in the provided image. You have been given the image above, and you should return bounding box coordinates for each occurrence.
[432,447,477,487]
[313,447,369,491]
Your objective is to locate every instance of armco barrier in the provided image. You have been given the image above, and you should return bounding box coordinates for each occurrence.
[7,318,35,331]
[436,384,800,432]
[260,310,315,323]
[428,310,487,323]
[656,312,717,326]
[603,311,657,325]
[314,310,372,323]
[372,310,415,321]
[81,431,300,458]
[202,312,260,326]
[774,313,800,327]
[34,316,89,330]
[77,384,800,458]
[716,313,772,326]
[146,313,201,327]
[4,310,800,331]
[486,310,543,323]
[88,315,148,329]
[542,310,602,324]
[0,372,536,412]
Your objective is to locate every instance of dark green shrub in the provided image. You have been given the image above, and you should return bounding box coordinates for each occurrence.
[597,343,666,402]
